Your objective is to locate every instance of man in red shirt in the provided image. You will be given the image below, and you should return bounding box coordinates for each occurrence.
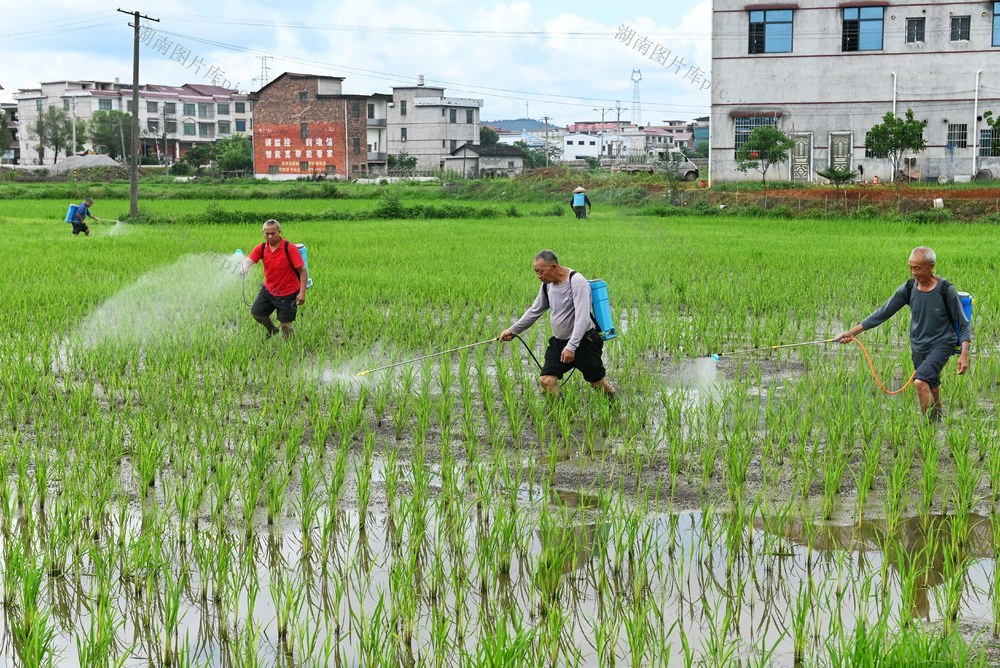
[240,219,309,338]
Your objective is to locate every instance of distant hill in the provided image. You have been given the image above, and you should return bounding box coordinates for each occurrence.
[482,118,559,132]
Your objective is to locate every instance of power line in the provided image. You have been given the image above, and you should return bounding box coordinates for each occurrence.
[153,28,710,113]
[150,12,618,39]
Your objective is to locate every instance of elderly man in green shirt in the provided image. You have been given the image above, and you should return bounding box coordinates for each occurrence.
[835,246,971,420]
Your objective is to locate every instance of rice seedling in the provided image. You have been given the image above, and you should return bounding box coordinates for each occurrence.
[3,192,999,665]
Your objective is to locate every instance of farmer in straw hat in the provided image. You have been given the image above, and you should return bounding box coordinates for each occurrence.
[569,186,591,219]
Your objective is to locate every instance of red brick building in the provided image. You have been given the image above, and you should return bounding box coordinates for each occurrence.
[251,73,368,179]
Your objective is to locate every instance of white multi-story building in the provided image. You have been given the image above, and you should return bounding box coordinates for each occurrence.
[385,77,483,171]
[13,79,250,165]
[366,93,391,172]
[711,0,1000,182]
[563,132,602,159]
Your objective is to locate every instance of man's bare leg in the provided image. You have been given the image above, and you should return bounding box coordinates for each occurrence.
[540,374,561,398]
[589,378,616,397]
[253,314,279,337]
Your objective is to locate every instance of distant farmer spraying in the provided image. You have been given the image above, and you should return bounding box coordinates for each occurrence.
[500,249,615,399]
[834,246,971,420]
[570,186,591,219]
[71,197,100,236]
[240,219,308,339]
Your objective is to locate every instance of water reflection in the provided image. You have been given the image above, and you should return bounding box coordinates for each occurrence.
[756,513,993,620]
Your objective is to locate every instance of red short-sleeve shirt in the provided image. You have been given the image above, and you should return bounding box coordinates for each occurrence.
[249,240,303,297]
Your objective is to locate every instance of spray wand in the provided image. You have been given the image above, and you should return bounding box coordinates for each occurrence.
[710,336,917,395]
[355,338,499,377]
[710,338,834,361]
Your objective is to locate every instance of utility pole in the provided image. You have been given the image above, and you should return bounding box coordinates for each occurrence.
[542,115,551,167]
[69,97,77,180]
[614,101,624,160]
[593,107,610,159]
[118,8,159,219]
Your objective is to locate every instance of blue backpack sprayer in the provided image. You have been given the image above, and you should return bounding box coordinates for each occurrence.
[509,271,617,385]
[235,242,312,306]
[354,273,618,379]
[710,280,973,395]
[65,203,79,223]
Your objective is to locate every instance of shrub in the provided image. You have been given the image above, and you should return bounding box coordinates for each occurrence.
[911,209,953,224]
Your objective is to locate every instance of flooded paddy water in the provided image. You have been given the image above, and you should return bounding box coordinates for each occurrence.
[4,344,997,666]
[7,213,1000,665]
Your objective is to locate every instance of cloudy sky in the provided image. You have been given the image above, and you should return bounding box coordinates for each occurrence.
[0,1,712,126]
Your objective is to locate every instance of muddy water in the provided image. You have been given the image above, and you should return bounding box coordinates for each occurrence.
[7,503,994,666]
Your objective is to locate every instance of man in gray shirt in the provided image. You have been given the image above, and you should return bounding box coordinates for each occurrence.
[500,249,615,398]
[835,246,970,420]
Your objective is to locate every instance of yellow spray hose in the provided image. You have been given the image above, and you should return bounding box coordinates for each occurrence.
[847,336,916,396]
[714,337,916,396]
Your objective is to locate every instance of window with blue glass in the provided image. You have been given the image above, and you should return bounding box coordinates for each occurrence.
[748,9,793,54]
[843,6,884,52]
[994,2,1000,47]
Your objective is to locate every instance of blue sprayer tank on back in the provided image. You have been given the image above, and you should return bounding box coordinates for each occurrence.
[958,292,973,323]
[295,243,314,288]
[957,291,973,342]
[65,204,79,223]
[589,279,617,340]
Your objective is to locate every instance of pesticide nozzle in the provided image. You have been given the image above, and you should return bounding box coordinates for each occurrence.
[355,371,369,378]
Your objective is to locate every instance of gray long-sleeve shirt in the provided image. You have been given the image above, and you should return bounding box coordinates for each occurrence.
[861,278,971,353]
[510,269,593,352]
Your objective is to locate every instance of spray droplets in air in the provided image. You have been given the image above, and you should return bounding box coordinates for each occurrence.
[70,253,243,349]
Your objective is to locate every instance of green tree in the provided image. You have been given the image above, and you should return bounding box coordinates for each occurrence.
[0,110,12,176]
[480,125,500,146]
[979,110,1000,166]
[387,152,418,173]
[816,164,860,202]
[37,107,75,164]
[89,110,133,160]
[687,139,709,158]
[735,125,796,191]
[215,135,253,174]
[655,152,689,205]
[513,141,561,169]
[181,142,217,174]
[865,109,927,189]
[29,116,46,164]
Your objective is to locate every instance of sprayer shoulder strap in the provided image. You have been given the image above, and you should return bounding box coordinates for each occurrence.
[906,277,955,323]
[549,271,599,330]
[259,240,295,268]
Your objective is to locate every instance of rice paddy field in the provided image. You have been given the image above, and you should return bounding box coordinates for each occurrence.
[2,187,1000,666]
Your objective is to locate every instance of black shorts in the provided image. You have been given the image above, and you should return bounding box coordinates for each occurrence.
[71,222,89,235]
[540,331,606,383]
[251,286,298,323]
[911,341,955,389]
